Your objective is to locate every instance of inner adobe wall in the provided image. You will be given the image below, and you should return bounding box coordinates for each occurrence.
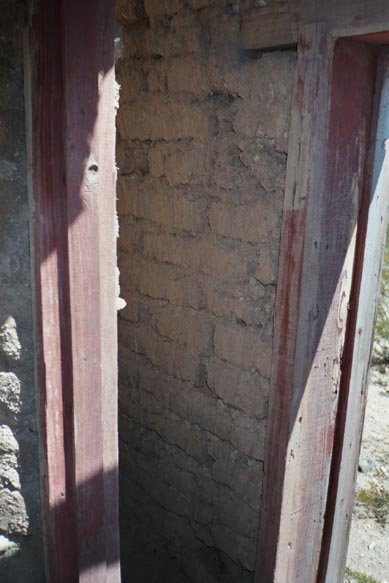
[0,1,44,580]
[116,1,295,580]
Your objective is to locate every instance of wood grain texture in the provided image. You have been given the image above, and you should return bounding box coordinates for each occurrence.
[27,1,119,581]
[241,3,292,51]
[320,52,389,583]
[241,0,389,50]
[255,26,378,583]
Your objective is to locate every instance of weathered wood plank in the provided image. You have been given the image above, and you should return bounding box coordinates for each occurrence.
[255,24,334,582]
[26,3,79,579]
[320,52,389,583]
[241,0,389,50]
[241,3,292,51]
[255,26,378,583]
[27,1,119,581]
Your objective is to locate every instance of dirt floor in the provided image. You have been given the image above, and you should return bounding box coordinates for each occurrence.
[345,368,389,583]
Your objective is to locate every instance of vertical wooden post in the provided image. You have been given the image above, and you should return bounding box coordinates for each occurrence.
[320,52,389,583]
[26,1,119,581]
[255,26,378,583]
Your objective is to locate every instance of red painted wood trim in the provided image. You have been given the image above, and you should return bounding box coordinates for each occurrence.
[27,1,119,581]
[255,25,334,581]
[319,51,389,583]
[255,27,378,583]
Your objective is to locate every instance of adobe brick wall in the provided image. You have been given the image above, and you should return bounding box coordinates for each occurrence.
[116,1,296,580]
[0,1,44,580]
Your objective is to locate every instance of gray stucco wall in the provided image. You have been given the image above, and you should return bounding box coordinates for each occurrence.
[0,1,44,580]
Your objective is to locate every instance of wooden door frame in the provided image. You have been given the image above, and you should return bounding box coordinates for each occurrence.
[25,1,119,581]
[22,0,389,581]
[319,52,389,583]
[241,3,389,582]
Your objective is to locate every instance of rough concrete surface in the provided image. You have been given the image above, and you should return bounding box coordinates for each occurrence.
[116,0,295,580]
[0,1,44,580]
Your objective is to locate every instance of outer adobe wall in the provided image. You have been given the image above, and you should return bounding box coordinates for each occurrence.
[0,1,44,580]
[116,1,295,580]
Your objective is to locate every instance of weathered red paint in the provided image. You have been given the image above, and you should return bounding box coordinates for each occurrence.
[351,31,389,45]
[28,1,119,581]
[255,27,378,583]
[316,34,379,569]
[319,50,389,583]
[255,207,306,581]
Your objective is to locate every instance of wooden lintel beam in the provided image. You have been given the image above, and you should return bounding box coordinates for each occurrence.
[241,0,389,50]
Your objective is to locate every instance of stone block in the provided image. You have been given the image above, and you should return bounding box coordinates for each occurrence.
[117,98,208,141]
[120,321,205,385]
[215,486,258,538]
[116,141,149,176]
[124,16,202,59]
[237,136,287,195]
[211,523,256,571]
[144,0,182,18]
[188,0,217,9]
[116,62,144,103]
[0,372,21,415]
[167,58,208,95]
[0,453,20,490]
[121,255,203,309]
[0,489,28,535]
[228,410,266,461]
[0,317,21,363]
[155,307,213,355]
[120,176,207,232]
[168,379,265,460]
[115,0,138,25]
[0,218,30,286]
[202,277,276,327]
[208,200,279,243]
[149,141,207,187]
[256,246,278,285]
[207,51,295,152]
[214,321,272,376]
[0,535,19,559]
[208,154,265,204]
[210,446,263,512]
[143,231,248,281]
[118,292,146,324]
[147,59,168,93]
[207,357,267,418]
[117,216,140,254]
[162,414,209,464]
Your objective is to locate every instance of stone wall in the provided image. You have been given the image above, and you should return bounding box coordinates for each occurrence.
[116,1,295,580]
[0,1,44,580]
